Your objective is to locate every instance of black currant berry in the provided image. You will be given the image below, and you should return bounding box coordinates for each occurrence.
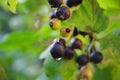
[90,51,103,64]
[64,47,75,59]
[65,0,76,7]
[65,0,83,7]
[50,42,64,59]
[48,0,63,8]
[75,0,83,5]
[60,27,71,37]
[49,11,57,19]
[53,38,66,47]
[56,6,70,20]
[59,38,66,47]
[49,18,61,30]
[77,54,89,66]
[70,38,82,49]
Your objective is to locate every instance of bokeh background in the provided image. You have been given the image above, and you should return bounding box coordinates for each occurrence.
[0,0,120,80]
[0,0,55,80]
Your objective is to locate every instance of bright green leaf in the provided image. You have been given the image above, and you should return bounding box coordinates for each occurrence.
[95,13,120,40]
[7,0,18,13]
[92,49,120,80]
[104,8,120,16]
[97,0,120,10]
[0,31,42,54]
[109,17,120,32]
[112,65,120,80]
[69,0,109,33]
[100,33,120,53]
[60,60,77,80]
[44,55,63,77]
[92,64,113,80]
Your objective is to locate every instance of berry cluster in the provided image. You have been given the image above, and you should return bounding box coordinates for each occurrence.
[48,0,82,8]
[50,28,103,66]
[50,38,82,60]
[48,0,83,31]
[48,0,103,70]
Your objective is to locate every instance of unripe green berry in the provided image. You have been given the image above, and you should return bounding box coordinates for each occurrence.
[49,18,61,30]
[60,27,71,37]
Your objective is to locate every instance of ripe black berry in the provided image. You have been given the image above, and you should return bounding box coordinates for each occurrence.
[65,0,75,7]
[49,11,57,19]
[65,0,83,7]
[90,51,103,64]
[50,42,64,59]
[77,54,89,66]
[48,0,63,8]
[75,0,83,5]
[64,47,75,59]
[59,38,66,47]
[56,6,70,20]
[70,38,82,49]
[53,38,66,47]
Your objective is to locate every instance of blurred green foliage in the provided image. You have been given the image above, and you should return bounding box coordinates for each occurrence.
[0,0,120,80]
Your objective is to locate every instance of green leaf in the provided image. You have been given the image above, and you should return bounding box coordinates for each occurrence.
[60,60,77,80]
[92,48,120,80]
[97,0,120,10]
[0,66,7,80]
[70,0,109,33]
[44,55,63,77]
[0,31,43,54]
[95,13,120,40]
[100,33,120,53]
[112,65,120,80]
[37,73,63,80]
[0,0,8,10]
[49,74,64,80]
[0,25,54,54]
[104,8,120,16]
[7,0,18,13]
[92,64,113,80]
[109,16,120,32]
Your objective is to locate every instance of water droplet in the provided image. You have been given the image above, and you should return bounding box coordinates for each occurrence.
[55,57,62,61]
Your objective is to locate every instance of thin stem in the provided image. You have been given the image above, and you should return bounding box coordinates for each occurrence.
[66,25,76,42]
[86,33,96,57]
[78,30,89,37]
[87,38,95,57]
[57,30,61,42]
